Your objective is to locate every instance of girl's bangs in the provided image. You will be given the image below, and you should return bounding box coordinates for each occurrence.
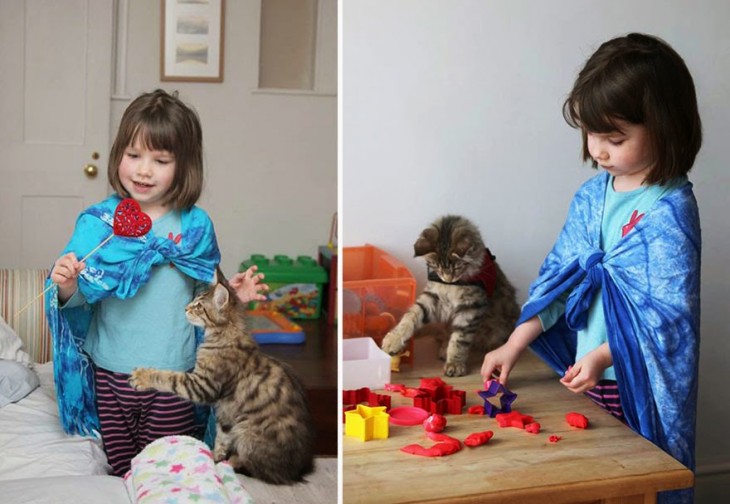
[130,120,176,153]
[570,90,628,134]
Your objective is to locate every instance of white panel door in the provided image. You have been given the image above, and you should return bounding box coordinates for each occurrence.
[0,0,113,268]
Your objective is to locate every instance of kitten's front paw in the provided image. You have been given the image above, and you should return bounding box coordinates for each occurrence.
[381,328,408,355]
[129,368,156,391]
[444,361,467,377]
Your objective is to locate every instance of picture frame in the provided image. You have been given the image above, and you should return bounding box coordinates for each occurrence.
[161,0,225,82]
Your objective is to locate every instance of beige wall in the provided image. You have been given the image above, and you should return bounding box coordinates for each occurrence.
[114,0,337,276]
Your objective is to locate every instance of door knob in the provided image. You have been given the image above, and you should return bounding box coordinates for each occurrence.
[84,164,98,178]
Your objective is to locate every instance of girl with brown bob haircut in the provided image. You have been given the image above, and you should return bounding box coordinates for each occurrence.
[483,33,702,504]
[108,89,204,209]
[563,32,702,185]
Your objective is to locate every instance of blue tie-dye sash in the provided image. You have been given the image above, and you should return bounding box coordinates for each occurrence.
[522,172,699,504]
[45,195,221,437]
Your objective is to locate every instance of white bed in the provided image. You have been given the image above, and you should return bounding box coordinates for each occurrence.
[0,269,333,503]
[0,312,131,503]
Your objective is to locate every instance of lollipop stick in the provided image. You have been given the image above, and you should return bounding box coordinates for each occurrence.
[79,234,114,263]
[13,234,115,321]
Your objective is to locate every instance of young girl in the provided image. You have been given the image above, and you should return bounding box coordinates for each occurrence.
[46,89,262,476]
[481,34,701,504]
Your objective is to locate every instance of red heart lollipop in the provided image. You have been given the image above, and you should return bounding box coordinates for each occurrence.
[113,198,152,237]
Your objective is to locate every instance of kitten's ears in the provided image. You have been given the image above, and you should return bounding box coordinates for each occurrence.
[414,227,438,257]
[453,237,474,258]
[213,283,230,309]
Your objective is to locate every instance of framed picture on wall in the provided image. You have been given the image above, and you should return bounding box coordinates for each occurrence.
[161,0,225,82]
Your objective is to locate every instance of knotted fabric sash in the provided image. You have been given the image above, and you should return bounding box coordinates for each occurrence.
[45,195,220,437]
[520,173,700,504]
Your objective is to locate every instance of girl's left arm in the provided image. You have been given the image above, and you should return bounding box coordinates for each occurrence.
[560,343,613,393]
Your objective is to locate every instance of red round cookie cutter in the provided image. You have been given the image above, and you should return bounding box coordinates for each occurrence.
[388,406,430,426]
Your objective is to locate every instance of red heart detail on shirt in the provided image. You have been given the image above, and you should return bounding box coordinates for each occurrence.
[113,198,152,237]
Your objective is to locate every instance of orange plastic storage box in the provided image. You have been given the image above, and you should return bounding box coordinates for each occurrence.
[342,245,416,365]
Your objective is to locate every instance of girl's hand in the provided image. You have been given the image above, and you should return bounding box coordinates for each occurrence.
[481,316,543,386]
[560,344,612,394]
[481,340,523,387]
[229,265,269,304]
[50,252,85,303]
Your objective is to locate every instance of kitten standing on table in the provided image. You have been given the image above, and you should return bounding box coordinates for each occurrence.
[381,215,520,377]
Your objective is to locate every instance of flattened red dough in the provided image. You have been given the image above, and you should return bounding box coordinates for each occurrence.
[400,432,462,457]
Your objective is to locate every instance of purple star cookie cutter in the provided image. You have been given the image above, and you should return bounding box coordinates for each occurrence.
[477,380,517,418]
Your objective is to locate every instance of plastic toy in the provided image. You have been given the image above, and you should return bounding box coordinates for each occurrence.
[409,377,466,415]
[388,406,430,426]
[342,387,391,422]
[423,414,447,433]
[342,337,391,390]
[400,432,462,457]
[342,387,391,410]
[245,310,305,345]
[390,350,410,372]
[477,379,517,417]
[240,254,328,319]
[495,410,535,429]
[566,412,589,429]
[413,389,465,415]
[464,430,494,447]
[344,404,389,442]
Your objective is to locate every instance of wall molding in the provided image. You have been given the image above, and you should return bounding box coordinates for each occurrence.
[696,459,730,477]
[111,0,131,101]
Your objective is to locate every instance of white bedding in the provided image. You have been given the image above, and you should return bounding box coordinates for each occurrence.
[0,362,110,481]
[0,362,256,504]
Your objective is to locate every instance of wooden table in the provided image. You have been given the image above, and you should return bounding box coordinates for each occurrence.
[343,338,693,503]
[260,318,337,456]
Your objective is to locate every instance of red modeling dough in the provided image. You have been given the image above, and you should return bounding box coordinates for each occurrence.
[467,405,485,415]
[495,410,535,429]
[464,430,494,447]
[423,414,447,433]
[400,432,462,457]
[549,435,562,443]
[566,412,589,429]
[525,422,541,434]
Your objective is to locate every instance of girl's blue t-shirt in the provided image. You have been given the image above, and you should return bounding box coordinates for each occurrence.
[538,175,686,379]
[65,210,203,374]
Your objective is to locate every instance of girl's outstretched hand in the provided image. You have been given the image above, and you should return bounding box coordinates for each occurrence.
[229,265,269,304]
[560,343,612,394]
[50,252,85,304]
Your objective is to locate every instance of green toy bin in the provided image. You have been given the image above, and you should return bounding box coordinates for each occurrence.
[240,254,328,319]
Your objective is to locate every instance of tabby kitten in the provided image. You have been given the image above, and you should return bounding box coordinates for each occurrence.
[129,269,315,485]
[381,215,520,377]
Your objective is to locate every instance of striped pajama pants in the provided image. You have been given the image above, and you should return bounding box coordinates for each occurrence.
[585,379,626,422]
[94,366,198,476]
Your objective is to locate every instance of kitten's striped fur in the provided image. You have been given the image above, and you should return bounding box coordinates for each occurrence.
[130,269,315,484]
[381,215,520,376]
